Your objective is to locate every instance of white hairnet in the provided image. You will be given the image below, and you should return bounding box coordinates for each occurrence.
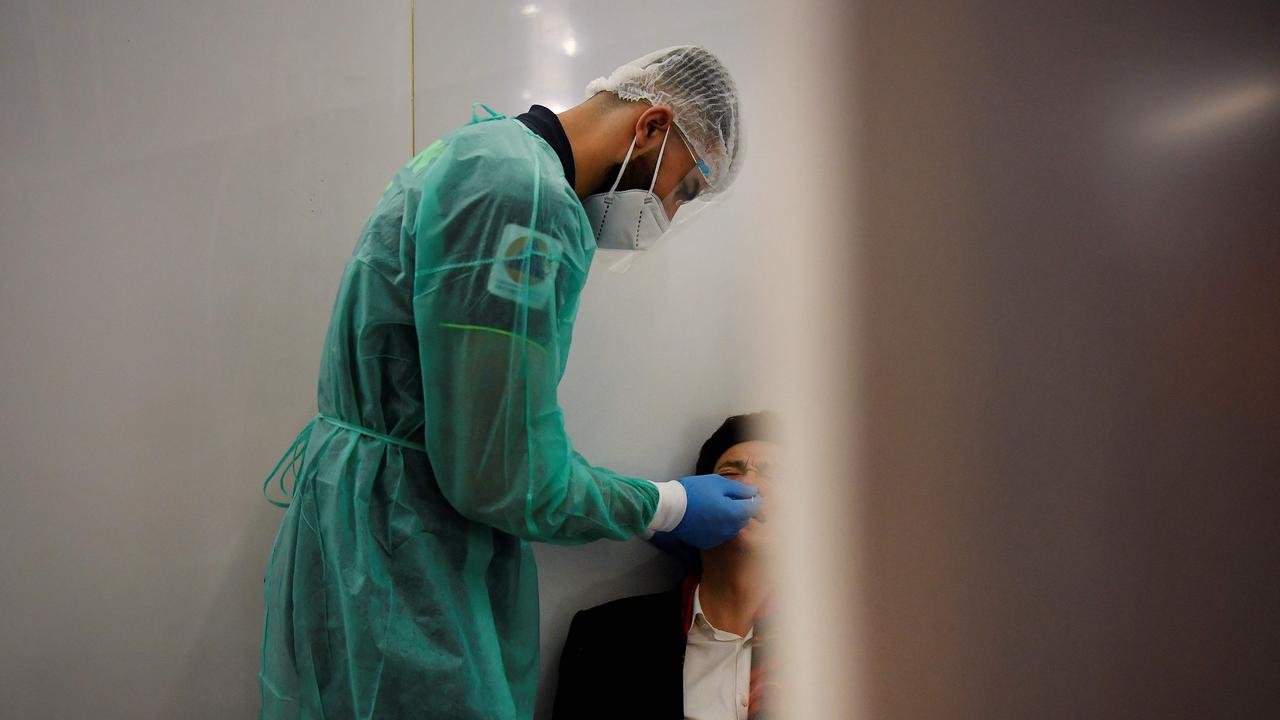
[585,45,742,195]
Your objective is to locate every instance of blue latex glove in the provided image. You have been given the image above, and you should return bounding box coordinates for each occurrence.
[669,474,761,549]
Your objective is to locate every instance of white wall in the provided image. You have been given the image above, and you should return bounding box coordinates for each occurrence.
[0,1,768,717]
[0,2,408,717]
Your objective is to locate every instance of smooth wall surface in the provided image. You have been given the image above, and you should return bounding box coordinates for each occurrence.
[0,2,409,717]
[409,3,770,716]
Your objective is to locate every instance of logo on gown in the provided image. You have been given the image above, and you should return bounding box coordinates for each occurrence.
[487,223,561,309]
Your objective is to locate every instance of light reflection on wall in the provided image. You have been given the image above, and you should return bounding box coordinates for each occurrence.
[520,1,578,115]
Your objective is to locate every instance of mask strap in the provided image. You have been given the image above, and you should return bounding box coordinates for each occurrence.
[607,137,638,195]
[647,128,671,194]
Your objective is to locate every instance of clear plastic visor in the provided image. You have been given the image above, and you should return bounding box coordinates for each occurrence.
[660,126,714,227]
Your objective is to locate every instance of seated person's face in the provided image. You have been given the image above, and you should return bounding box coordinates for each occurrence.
[712,439,781,551]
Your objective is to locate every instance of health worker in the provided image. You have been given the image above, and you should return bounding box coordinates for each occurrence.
[259,45,750,720]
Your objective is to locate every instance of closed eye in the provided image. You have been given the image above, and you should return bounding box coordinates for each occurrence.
[717,460,749,477]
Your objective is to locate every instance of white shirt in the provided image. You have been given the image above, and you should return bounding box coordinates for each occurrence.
[683,584,754,720]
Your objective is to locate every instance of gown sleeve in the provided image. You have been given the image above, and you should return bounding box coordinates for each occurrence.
[410,132,659,544]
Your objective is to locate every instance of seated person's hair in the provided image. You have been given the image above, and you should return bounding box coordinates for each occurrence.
[695,411,781,475]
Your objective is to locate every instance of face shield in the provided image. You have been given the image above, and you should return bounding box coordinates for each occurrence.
[595,124,718,274]
[661,124,716,228]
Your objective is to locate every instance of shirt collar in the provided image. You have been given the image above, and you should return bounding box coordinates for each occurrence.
[689,583,755,642]
[515,104,576,191]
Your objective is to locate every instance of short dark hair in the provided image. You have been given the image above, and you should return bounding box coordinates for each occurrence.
[695,411,781,476]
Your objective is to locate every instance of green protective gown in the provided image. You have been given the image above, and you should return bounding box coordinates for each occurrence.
[259,105,660,720]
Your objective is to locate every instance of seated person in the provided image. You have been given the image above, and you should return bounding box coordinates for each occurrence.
[552,411,780,720]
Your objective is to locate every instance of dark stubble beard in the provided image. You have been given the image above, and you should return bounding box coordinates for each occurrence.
[587,154,657,197]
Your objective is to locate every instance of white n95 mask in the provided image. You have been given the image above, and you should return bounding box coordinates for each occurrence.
[582,130,672,270]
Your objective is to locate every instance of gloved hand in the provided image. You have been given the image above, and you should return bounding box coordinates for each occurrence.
[669,474,761,549]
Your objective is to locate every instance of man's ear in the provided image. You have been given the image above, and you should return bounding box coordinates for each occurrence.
[633,105,675,150]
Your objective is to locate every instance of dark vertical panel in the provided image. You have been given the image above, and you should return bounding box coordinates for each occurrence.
[855,2,1280,717]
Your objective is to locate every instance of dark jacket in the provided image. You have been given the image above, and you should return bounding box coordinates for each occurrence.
[552,584,688,719]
